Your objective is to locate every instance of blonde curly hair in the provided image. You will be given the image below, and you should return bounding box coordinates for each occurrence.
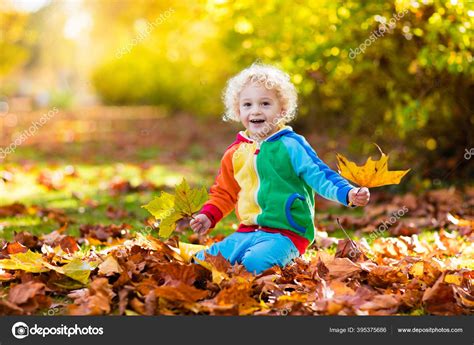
[222,63,298,123]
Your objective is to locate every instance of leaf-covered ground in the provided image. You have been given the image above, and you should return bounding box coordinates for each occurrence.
[0,108,472,316]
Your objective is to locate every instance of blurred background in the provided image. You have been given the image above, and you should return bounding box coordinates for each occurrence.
[0,0,472,239]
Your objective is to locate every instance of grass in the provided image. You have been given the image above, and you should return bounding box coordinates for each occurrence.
[0,141,234,243]
[1,141,365,243]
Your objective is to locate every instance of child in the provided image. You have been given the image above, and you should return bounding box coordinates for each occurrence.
[190,63,370,274]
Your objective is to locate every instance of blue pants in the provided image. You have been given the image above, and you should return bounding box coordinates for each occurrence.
[194,231,300,274]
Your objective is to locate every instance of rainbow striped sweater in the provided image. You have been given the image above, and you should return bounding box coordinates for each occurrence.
[200,126,356,254]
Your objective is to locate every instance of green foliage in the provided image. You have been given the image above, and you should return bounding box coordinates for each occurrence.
[1,0,472,181]
[89,0,231,117]
[88,0,473,181]
[210,0,473,167]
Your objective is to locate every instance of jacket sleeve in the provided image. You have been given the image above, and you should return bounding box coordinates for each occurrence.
[281,134,356,207]
[200,144,241,228]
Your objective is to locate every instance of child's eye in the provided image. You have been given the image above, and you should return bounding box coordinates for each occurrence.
[243,103,251,107]
[262,102,271,106]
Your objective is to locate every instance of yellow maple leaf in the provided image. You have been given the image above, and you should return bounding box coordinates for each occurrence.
[176,242,208,263]
[336,144,410,188]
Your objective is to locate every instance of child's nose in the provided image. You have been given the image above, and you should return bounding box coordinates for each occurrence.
[250,106,262,115]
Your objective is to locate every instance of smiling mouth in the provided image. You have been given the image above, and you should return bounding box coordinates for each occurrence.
[250,119,265,124]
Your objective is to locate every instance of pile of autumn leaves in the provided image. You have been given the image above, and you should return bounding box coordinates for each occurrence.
[0,191,472,316]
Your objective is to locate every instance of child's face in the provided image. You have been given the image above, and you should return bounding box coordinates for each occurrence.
[238,82,285,140]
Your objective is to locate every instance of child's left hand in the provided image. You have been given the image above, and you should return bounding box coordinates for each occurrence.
[348,187,370,206]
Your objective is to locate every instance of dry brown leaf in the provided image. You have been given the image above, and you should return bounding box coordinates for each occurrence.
[68,278,115,315]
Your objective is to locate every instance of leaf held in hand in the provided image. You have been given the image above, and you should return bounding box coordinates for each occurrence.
[142,178,208,238]
[174,179,208,215]
[141,191,175,220]
[336,144,410,188]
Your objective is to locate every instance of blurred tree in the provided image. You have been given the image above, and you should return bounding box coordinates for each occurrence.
[88,0,473,183]
[208,0,473,183]
[0,0,472,183]
[89,0,233,116]
[0,11,32,81]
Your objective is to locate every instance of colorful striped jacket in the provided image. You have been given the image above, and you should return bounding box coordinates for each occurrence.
[200,126,355,254]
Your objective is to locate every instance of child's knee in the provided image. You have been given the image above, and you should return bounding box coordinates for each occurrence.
[192,249,206,263]
[241,246,299,274]
[241,251,287,274]
[241,254,268,274]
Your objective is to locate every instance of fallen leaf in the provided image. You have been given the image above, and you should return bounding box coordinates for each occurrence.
[5,242,28,255]
[153,284,208,303]
[59,236,79,254]
[6,281,51,315]
[0,250,49,273]
[335,239,364,262]
[174,242,207,263]
[45,258,96,285]
[194,253,231,285]
[8,281,46,305]
[422,272,467,315]
[318,252,362,280]
[68,278,115,315]
[98,256,122,276]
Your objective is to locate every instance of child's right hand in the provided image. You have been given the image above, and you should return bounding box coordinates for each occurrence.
[190,214,212,235]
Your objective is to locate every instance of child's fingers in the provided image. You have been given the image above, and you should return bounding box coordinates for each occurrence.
[198,226,210,235]
[354,197,369,205]
[353,189,369,205]
[191,218,202,226]
[355,191,369,201]
[190,219,203,232]
[189,215,211,234]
